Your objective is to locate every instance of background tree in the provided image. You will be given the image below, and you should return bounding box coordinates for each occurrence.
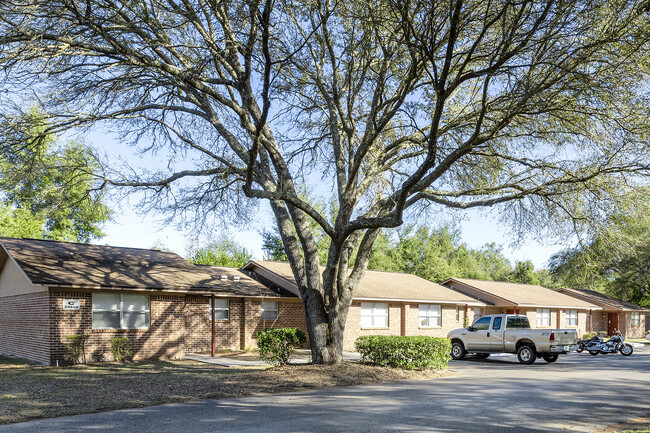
[188,237,253,268]
[0,112,111,242]
[549,195,650,305]
[1,0,649,363]
[508,261,540,285]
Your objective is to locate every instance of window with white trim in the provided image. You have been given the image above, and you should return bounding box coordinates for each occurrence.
[92,293,150,329]
[419,304,441,327]
[631,312,640,327]
[536,308,550,327]
[565,310,578,327]
[261,300,278,320]
[211,298,229,320]
[473,307,483,319]
[360,302,388,328]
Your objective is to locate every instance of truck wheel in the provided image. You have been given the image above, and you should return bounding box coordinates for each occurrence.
[517,345,536,364]
[542,354,558,363]
[619,344,633,356]
[451,341,466,360]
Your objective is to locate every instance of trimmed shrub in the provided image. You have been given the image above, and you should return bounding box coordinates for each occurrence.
[111,337,133,363]
[256,327,306,365]
[355,336,452,370]
[64,334,89,365]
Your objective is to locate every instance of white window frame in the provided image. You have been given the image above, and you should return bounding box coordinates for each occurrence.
[631,312,640,327]
[211,298,230,320]
[536,308,550,327]
[419,304,441,328]
[473,307,483,319]
[261,300,278,321]
[565,310,578,327]
[92,293,150,330]
[360,302,389,328]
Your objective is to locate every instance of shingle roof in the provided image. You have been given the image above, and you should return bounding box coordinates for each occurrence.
[559,288,645,311]
[244,260,486,305]
[0,237,291,298]
[443,278,600,309]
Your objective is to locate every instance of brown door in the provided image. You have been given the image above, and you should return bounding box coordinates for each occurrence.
[607,313,619,335]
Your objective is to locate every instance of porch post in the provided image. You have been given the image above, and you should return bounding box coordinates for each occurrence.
[211,294,216,357]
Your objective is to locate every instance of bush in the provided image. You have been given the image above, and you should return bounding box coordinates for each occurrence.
[111,337,133,362]
[355,336,452,370]
[256,327,306,365]
[64,334,89,365]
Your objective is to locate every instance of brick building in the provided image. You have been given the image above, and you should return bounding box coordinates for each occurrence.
[441,278,605,338]
[0,237,303,365]
[558,288,647,338]
[242,261,486,351]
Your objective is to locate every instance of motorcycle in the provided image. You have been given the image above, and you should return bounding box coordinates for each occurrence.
[575,334,603,353]
[585,330,633,356]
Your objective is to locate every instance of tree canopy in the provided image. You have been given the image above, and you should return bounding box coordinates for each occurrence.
[188,237,253,268]
[0,113,111,242]
[1,0,649,363]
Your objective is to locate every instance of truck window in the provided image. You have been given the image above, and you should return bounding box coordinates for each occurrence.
[492,317,502,331]
[473,316,491,331]
[507,316,531,329]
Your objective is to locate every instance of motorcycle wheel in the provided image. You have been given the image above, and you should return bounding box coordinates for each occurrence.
[588,350,599,356]
[620,344,633,356]
[575,347,584,353]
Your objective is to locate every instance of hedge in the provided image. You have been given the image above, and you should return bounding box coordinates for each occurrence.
[355,336,451,370]
[256,327,307,365]
[111,337,133,362]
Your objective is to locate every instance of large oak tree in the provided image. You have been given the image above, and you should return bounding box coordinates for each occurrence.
[1,0,649,363]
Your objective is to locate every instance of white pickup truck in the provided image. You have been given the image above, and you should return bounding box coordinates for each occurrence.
[447,314,578,364]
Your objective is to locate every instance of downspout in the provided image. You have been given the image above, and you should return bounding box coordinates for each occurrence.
[211,294,216,357]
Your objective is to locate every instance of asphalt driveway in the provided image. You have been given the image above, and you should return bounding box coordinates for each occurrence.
[1,351,648,433]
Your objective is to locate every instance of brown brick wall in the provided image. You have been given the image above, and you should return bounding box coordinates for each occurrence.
[0,291,50,364]
[246,299,308,349]
[50,290,186,364]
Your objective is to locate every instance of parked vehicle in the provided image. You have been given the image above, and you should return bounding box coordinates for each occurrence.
[447,314,578,364]
[585,330,633,356]
[576,333,603,353]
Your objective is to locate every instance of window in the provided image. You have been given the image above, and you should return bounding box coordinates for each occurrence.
[419,304,441,327]
[565,310,578,327]
[631,312,640,327]
[361,302,388,328]
[211,298,229,320]
[506,316,531,329]
[92,293,150,329]
[456,306,460,322]
[473,307,483,319]
[492,316,503,331]
[261,300,278,320]
[536,308,550,327]
[472,316,491,331]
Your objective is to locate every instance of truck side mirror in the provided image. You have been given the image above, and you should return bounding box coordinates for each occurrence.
[468,326,475,332]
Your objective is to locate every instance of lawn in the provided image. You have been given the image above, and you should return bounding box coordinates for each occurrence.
[0,355,447,425]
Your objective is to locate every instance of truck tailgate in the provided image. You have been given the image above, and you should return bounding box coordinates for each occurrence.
[552,330,577,345]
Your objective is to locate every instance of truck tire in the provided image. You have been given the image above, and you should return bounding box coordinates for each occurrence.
[542,354,558,363]
[451,341,466,360]
[517,345,536,364]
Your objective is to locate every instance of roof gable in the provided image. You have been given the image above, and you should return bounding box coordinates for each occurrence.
[243,260,486,305]
[0,237,293,298]
[443,278,601,309]
[559,288,644,311]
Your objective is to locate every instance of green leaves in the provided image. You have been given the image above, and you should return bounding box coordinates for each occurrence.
[256,327,307,365]
[0,112,111,242]
[187,237,253,268]
[355,336,452,370]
